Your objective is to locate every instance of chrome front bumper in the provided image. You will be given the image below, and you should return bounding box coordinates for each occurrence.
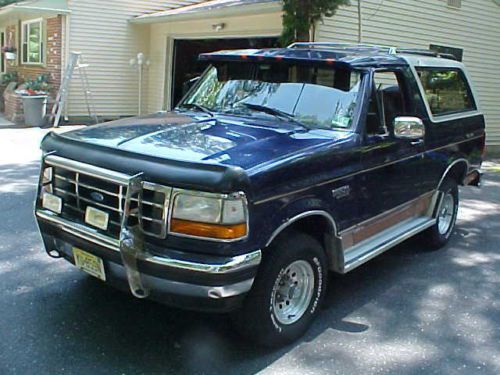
[36,209,261,306]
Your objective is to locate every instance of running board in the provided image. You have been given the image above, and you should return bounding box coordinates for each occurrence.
[341,217,436,273]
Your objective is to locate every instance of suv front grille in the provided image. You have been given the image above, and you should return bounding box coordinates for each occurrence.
[45,158,171,239]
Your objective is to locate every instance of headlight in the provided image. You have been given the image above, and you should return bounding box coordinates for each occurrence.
[170,191,248,240]
[173,195,222,223]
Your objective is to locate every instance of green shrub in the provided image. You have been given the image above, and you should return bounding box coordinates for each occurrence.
[1,71,18,85]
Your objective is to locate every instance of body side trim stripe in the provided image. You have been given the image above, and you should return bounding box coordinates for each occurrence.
[338,190,435,236]
[254,135,482,205]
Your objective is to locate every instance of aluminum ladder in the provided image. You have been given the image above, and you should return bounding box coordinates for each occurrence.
[49,52,99,127]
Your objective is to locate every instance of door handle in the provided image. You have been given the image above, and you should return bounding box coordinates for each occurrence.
[410,139,424,146]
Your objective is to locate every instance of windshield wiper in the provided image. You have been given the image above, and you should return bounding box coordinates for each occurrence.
[178,103,214,117]
[240,103,309,130]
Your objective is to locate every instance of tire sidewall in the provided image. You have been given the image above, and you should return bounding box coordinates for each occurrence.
[267,246,326,337]
[234,233,328,346]
[436,182,458,241]
[437,180,459,241]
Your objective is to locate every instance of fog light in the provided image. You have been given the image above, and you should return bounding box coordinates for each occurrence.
[42,167,53,184]
[42,192,62,214]
[42,166,53,193]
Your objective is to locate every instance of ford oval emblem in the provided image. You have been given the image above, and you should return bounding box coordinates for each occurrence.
[90,191,105,202]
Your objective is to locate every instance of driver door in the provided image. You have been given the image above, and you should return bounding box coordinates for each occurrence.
[358,69,428,222]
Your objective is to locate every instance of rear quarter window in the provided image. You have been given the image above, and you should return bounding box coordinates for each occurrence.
[416,68,476,116]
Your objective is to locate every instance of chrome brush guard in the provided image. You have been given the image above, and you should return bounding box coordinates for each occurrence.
[36,155,262,301]
[119,172,150,298]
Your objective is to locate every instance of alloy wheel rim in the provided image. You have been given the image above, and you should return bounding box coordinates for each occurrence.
[438,193,455,235]
[272,260,315,325]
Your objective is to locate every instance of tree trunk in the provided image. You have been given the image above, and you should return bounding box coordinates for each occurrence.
[296,29,310,42]
[294,0,310,42]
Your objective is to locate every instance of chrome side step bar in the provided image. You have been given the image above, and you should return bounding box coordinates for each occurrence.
[341,217,436,273]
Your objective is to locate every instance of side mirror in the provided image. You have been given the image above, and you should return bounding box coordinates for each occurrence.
[393,116,425,140]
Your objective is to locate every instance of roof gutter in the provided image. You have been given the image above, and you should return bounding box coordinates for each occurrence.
[12,6,71,14]
[130,2,282,24]
[0,1,71,17]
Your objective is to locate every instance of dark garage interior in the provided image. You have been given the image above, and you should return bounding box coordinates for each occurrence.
[171,37,278,107]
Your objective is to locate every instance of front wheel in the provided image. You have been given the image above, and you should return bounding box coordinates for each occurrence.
[422,177,459,249]
[232,232,328,347]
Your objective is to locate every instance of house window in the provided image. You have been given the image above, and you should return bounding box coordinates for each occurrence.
[21,18,44,64]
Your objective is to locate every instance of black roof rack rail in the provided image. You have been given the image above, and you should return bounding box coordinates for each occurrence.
[287,42,458,60]
[287,42,397,54]
[395,48,458,60]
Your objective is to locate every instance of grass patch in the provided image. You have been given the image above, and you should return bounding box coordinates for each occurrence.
[484,167,500,173]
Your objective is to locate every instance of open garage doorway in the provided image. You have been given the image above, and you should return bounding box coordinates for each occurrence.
[170,37,278,108]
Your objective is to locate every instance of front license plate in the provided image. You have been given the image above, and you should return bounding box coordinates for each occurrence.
[85,206,109,230]
[73,247,106,281]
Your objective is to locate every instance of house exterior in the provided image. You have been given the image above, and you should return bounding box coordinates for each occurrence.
[0,0,499,149]
[0,0,68,122]
[132,0,500,148]
[0,0,198,123]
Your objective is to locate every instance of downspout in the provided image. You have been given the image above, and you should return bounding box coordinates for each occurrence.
[357,0,362,43]
[63,12,70,120]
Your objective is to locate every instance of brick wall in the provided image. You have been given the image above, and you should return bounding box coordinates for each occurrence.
[3,83,24,124]
[6,16,63,91]
[0,84,7,112]
[46,15,63,92]
[4,15,63,124]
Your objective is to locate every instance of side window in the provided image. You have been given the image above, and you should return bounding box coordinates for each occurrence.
[416,68,476,116]
[366,71,407,136]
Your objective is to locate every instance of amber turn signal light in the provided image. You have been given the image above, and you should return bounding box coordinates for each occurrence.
[170,219,247,239]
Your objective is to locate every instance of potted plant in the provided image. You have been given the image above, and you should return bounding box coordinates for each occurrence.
[16,74,51,127]
[2,45,17,60]
[1,71,18,85]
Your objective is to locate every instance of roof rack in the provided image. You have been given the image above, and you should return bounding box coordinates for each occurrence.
[287,42,457,60]
[395,48,458,60]
[287,42,397,54]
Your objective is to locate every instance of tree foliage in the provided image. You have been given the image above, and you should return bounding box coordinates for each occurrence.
[281,0,350,46]
[0,0,20,6]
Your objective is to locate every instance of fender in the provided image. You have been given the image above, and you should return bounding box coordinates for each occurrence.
[260,196,343,271]
[429,157,469,221]
[437,157,469,189]
[262,196,335,240]
[266,210,339,248]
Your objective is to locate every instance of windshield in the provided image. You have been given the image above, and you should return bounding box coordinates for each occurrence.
[178,62,362,130]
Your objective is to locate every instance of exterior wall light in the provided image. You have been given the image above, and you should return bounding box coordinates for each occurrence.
[212,23,226,32]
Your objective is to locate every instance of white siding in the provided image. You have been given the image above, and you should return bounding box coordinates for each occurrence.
[66,0,201,118]
[318,0,500,145]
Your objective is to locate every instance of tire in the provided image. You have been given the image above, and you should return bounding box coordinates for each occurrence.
[232,232,328,347]
[421,177,459,249]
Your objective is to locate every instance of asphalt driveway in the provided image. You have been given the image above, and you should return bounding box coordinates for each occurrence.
[0,128,499,374]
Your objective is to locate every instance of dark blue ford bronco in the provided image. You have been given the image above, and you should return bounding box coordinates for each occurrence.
[35,43,485,346]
